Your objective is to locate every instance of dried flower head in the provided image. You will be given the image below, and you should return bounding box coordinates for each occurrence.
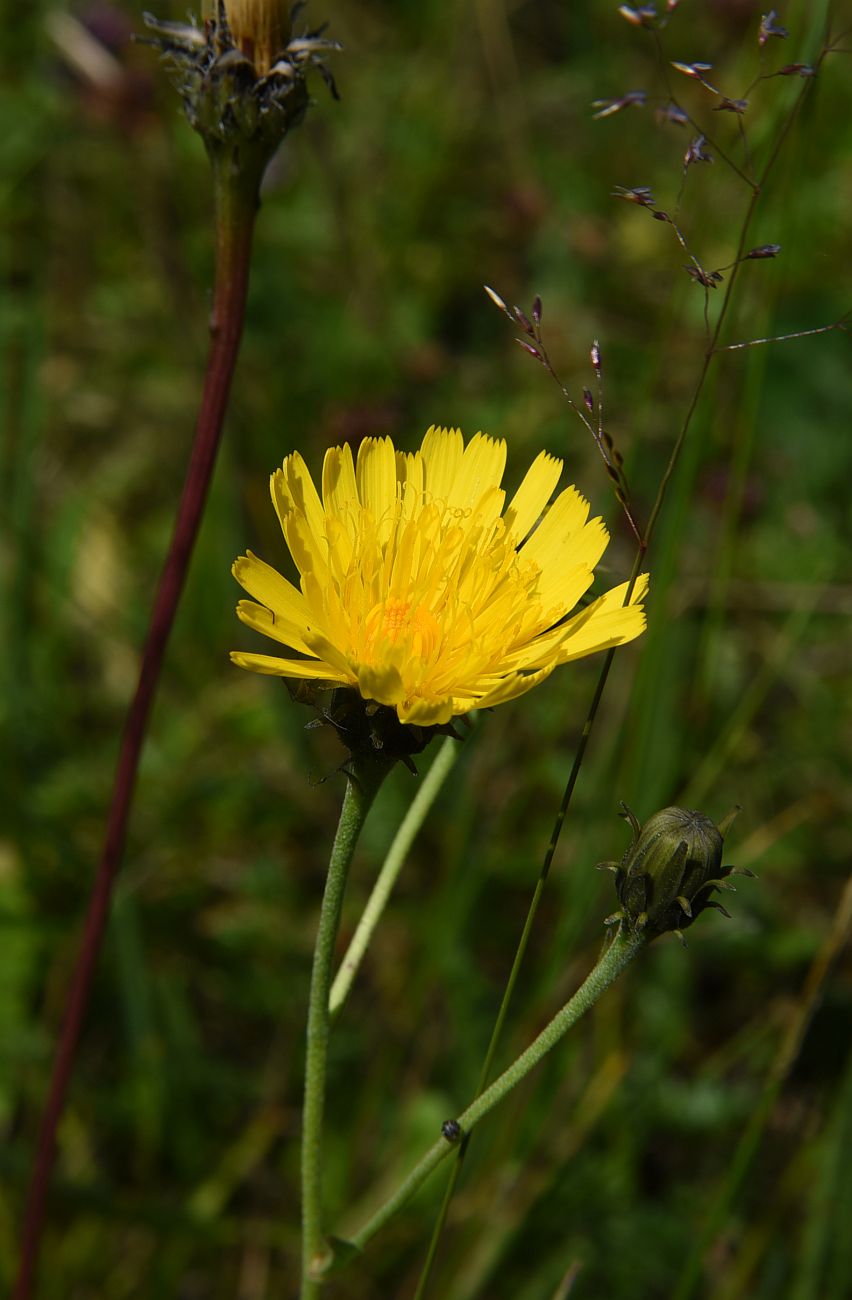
[142,0,339,167]
[204,0,290,76]
[231,429,648,727]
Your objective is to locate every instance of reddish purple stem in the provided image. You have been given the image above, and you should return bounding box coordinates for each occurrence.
[14,177,258,1300]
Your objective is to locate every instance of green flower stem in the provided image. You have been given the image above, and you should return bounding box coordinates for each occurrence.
[14,155,261,1300]
[329,735,460,1019]
[301,755,393,1295]
[347,927,645,1259]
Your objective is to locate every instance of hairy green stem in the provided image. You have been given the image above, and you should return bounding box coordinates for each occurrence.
[329,735,460,1018]
[301,755,392,1295]
[347,928,645,1258]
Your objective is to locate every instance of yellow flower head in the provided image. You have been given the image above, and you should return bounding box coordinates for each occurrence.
[231,428,649,727]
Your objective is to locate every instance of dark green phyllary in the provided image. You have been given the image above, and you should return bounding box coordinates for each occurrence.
[600,804,751,941]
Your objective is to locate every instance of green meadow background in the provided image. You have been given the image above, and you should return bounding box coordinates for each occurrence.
[2,1,851,1296]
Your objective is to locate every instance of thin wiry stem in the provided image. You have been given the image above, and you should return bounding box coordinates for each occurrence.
[713,315,850,351]
[414,31,827,1296]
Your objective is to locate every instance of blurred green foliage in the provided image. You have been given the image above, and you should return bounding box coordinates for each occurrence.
[2,0,851,1296]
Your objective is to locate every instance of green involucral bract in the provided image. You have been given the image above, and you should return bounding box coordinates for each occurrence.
[602,804,749,940]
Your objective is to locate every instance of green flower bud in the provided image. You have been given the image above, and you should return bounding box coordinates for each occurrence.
[601,804,748,941]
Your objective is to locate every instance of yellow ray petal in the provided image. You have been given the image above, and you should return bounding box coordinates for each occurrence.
[504,450,563,543]
[519,484,591,571]
[503,572,648,671]
[396,450,425,521]
[453,484,507,561]
[230,650,348,680]
[233,552,311,624]
[303,630,358,679]
[322,443,359,527]
[421,425,465,502]
[271,452,325,547]
[556,574,649,663]
[447,433,507,510]
[356,662,406,707]
[356,437,397,526]
[236,600,314,655]
[474,662,556,710]
[533,517,609,609]
[283,512,329,586]
[397,694,457,725]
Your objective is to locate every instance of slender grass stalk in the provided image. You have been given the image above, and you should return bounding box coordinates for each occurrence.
[345,927,646,1260]
[13,154,262,1300]
[329,735,461,1019]
[301,754,392,1295]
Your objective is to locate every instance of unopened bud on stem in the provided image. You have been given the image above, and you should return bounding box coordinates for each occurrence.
[600,804,751,942]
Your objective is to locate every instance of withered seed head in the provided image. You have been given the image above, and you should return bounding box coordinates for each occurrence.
[203,1,291,76]
[142,1,340,176]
